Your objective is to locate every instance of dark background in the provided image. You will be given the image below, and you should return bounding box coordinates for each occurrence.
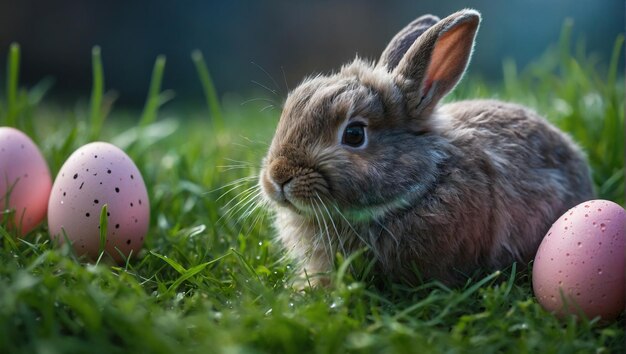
[0,0,623,107]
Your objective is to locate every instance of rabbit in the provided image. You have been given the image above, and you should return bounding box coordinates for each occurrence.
[258,9,594,287]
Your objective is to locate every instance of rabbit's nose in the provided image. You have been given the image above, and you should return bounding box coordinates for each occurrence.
[268,157,293,188]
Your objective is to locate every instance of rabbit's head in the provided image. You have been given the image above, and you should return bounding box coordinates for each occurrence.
[260,9,481,220]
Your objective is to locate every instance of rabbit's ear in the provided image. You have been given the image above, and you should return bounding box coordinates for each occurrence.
[393,9,480,116]
[378,14,440,72]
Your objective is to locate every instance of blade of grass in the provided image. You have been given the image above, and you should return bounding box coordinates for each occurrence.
[169,251,231,292]
[139,55,167,127]
[150,251,187,274]
[98,204,108,256]
[191,50,224,133]
[89,46,105,141]
[606,34,624,91]
[0,223,17,251]
[5,43,20,127]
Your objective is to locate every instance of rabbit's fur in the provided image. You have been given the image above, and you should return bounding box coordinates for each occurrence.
[259,9,594,286]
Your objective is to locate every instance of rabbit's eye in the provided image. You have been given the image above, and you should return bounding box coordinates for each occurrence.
[342,122,366,147]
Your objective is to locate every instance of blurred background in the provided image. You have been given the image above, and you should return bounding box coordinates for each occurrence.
[0,0,623,108]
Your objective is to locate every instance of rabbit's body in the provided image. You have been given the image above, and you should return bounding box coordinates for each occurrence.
[259,10,593,286]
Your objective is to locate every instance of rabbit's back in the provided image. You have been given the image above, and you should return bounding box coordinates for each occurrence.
[438,99,594,267]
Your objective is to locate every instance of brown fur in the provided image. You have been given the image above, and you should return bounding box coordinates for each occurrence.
[258,9,594,286]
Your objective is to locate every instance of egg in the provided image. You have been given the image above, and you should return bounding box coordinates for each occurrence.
[533,199,625,321]
[0,127,52,235]
[48,142,149,262]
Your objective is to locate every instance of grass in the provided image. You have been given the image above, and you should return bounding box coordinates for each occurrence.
[0,23,624,353]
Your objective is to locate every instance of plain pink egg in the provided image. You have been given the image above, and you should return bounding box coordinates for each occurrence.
[48,142,150,263]
[0,127,52,235]
[533,199,625,321]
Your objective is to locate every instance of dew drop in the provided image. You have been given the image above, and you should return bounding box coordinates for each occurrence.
[600,223,606,232]
[597,269,603,275]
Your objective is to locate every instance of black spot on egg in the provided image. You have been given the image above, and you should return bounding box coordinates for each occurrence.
[126,239,131,245]
[107,169,111,174]
[130,174,134,180]
[73,173,78,179]
[94,199,99,204]
[63,192,66,197]
[115,187,120,193]
[86,212,90,217]
[79,182,84,190]
[130,202,134,207]
[138,199,142,205]
[115,224,120,229]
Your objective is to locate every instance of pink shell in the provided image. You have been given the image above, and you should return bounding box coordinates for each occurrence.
[0,127,52,235]
[48,142,149,262]
[533,199,625,321]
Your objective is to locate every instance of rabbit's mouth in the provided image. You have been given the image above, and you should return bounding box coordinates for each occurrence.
[260,167,331,214]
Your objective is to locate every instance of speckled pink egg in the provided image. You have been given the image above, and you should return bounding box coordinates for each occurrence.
[0,127,52,235]
[533,199,625,321]
[48,142,149,262]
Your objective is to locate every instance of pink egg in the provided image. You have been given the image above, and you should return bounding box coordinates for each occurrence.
[533,199,625,321]
[0,127,52,235]
[48,142,149,262]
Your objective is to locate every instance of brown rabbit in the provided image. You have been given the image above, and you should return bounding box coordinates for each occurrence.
[258,9,594,286]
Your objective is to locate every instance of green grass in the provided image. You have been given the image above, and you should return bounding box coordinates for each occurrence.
[0,24,624,353]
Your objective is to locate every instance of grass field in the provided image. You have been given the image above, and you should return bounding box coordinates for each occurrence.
[0,25,624,353]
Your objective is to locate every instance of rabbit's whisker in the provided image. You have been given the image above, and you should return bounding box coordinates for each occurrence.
[251,80,279,97]
[311,199,334,267]
[317,194,353,274]
[213,176,258,199]
[219,185,261,223]
[251,61,283,95]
